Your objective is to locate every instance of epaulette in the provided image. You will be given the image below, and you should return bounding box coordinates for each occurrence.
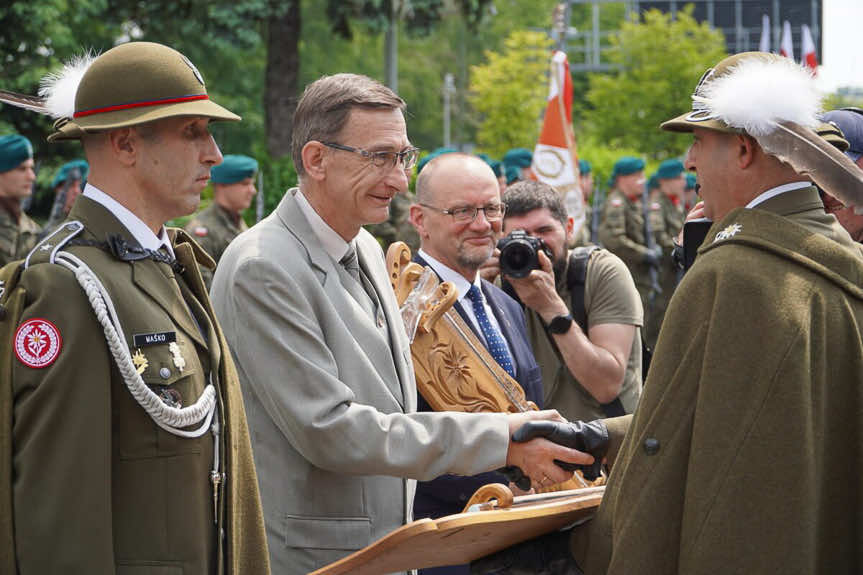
[24,221,85,269]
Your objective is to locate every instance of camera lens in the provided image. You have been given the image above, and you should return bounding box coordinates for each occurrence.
[499,240,539,278]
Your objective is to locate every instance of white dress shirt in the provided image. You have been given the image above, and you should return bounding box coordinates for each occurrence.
[418,249,515,363]
[83,183,175,258]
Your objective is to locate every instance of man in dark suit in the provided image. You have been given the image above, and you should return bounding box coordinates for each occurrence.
[408,152,544,575]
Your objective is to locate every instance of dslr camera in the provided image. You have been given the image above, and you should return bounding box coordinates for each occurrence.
[497,230,552,278]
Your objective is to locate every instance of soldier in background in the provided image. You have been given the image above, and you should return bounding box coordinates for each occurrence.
[573,159,594,247]
[0,134,40,267]
[645,159,686,345]
[41,159,89,237]
[503,147,535,185]
[185,154,257,288]
[598,156,661,344]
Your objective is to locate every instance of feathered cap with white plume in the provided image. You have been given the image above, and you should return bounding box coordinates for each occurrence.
[38,51,100,120]
[662,51,863,209]
[0,42,240,143]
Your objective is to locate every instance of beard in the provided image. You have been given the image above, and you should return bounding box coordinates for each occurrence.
[456,240,495,271]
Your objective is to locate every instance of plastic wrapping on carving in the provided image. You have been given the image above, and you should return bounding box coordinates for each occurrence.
[399,267,439,343]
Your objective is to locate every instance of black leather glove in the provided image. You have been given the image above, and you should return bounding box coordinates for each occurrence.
[470,528,582,575]
[497,465,532,491]
[512,420,609,481]
[643,246,663,266]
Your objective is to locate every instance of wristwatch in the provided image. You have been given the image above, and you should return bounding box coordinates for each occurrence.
[547,314,574,334]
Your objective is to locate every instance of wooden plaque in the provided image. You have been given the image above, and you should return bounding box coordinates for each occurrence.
[309,485,603,575]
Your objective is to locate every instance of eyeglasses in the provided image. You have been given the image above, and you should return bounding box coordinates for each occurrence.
[419,203,507,223]
[322,142,420,170]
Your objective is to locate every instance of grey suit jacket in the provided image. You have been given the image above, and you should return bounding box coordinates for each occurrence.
[210,189,511,574]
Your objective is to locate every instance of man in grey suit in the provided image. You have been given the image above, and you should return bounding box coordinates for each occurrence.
[210,73,590,574]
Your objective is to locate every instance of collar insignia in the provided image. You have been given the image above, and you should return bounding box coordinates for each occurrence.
[714,223,742,242]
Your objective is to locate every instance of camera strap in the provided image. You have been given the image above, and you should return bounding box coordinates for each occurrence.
[564,246,628,419]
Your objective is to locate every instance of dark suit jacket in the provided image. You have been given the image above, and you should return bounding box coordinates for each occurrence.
[411,253,543,522]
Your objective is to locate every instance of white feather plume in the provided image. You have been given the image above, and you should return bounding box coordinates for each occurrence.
[38,51,99,119]
[693,57,821,136]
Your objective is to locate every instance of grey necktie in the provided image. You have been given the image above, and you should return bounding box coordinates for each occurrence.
[339,244,362,284]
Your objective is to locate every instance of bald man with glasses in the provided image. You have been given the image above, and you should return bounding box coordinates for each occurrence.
[408,152,545,575]
[210,74,589,574]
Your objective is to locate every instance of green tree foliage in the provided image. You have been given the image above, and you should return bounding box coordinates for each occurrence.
[468,30,552,158]
[585,7,726,160]
[823,91,863,111]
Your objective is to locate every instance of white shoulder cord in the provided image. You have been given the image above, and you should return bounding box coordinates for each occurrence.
[55,250,216,438]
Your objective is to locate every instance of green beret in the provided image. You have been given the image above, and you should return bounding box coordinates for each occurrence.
[503,148,533,168]
[51,159,89,188]
[656,159,685,180]
[505,164,523,185]
[647,174,660,190]
[0,134,33,173]
[416,147,457,174]
[476,153,503,178]
[611,156,645,180]
[685,173,697,190]
[211,154,258,184]
[578,159,591,175]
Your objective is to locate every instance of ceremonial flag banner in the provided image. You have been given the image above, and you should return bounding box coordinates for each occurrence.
[759,14,770,53]
[801,24,817,74]
[532,50,584,235]
[780,20,794,60]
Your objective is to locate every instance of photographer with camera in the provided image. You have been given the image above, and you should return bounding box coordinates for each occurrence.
[495,180,644,423]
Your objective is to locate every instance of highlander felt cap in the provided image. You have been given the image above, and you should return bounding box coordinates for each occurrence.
[47,42,240,142]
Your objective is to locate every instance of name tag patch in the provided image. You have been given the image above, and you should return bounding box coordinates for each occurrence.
[133,331,177,347]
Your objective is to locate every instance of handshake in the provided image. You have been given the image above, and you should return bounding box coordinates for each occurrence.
[500,412,610,491]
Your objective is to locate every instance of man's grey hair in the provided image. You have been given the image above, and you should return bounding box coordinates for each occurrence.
[291,73,406,176]
[503,180,568,227]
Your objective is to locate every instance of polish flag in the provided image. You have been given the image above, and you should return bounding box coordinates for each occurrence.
[532,51,584,233]
[801,24,818,74]
[780,20,794,60]
[759,14,770,53]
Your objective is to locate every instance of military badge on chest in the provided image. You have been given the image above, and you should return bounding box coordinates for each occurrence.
[131,330,186,408]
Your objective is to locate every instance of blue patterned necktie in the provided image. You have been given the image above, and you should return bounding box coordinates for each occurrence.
[465,284,516,378]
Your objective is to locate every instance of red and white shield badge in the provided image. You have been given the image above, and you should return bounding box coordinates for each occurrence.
[14,318,62,368]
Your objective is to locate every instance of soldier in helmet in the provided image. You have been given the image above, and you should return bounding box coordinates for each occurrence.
[0,42,268,573]
[185,154,257,288]
[473,51,863,575]
[0,134,41,267]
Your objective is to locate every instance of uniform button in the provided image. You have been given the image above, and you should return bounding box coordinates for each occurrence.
[643,437,660,456]
[376,312,385,328]
[159,367,172,379]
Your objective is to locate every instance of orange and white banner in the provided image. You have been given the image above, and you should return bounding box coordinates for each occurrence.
[531,50,584,233]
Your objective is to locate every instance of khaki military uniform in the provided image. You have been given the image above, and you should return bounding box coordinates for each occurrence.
[0,196,269,574]
[524,248,643,422]
[0,205,40,268]
[573,186,863,574]
[597,190,658,338]
[643,191,680,347]
[185,203,248,289]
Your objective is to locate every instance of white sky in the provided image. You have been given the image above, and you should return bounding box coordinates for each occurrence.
[817,0,863,93]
